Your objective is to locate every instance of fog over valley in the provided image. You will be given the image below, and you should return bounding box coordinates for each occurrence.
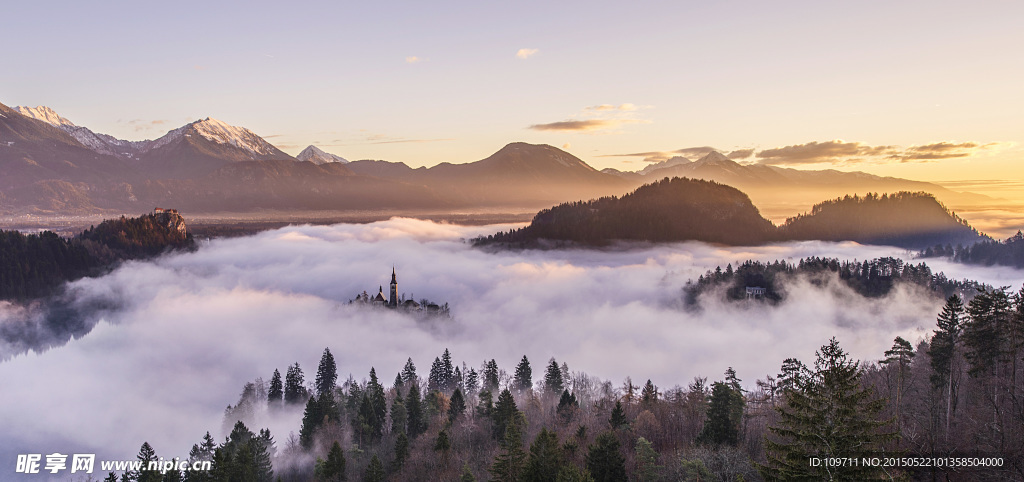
[2,218,1023,472]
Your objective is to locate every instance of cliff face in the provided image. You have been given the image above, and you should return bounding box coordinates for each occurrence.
[153,209,187,238]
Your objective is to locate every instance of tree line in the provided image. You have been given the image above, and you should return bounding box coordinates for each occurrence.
[113,284,1023,480]
[923,230,1024,269]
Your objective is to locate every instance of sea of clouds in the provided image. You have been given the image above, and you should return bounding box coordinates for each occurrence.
[2,217,1023,476]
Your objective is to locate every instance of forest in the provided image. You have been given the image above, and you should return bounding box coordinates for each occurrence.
[112,284,1024,481]
[475,180,983,250]
[0,212,193,301]
[923,230,1024,269]
[682,256,985,308]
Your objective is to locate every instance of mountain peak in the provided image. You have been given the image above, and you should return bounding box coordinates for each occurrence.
[297,145,349,164]
[694,151,733,165]
[638,155,692,175]
[186,117,279,156]
[13,106,76,127]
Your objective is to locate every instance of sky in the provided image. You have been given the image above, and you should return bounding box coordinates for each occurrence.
[3,218,1024,473]
[2,1,1023,184]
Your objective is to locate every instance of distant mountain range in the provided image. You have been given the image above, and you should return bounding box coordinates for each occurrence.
[0,101,988,216]
[476,178,985,249]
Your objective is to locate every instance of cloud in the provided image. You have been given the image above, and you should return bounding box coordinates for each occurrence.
[728,148,755,160]
[891,142,992,161]
[586,103,638,112]
[405,56,423,64]
[2,218,1022,468]
[516,48,538,59]
[599,146,720,163]
[754,140,1000,166]
[527,119,648,132]
[119,118,171,133]
[562,143,571,149]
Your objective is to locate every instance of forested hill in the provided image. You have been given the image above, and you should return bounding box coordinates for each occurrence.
[477,182,987,250]
[0,211,194,301]
[475,177,778,247]
[780,192,984,249]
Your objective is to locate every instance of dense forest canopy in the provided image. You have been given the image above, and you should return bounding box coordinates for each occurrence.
[923,230,1024,269]
[683,256,984,308]
[0,211,193,301]
[116,285,1024,480]
[476,179,986,250]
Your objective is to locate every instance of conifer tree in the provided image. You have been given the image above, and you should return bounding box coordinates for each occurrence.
[299,396,322,449]
[435,429,452,462]
[316,348,338,398]
[514,355,533,392]
[392,431,409,471]
[544,358,564,396]
[284,363,307,405]
[640,379,658,406]
[761,338,895,480]
[929,295,965,439]
[428,357,444,393]
[585,432,626,482]
[441,348,455,392]
[964,287,1012,377]
[401,358,418,385]
[268,369,283,406]
[881,336,915,426]
[698,381,739,446]
[393,372,404,394]
[405,383,426,438]
[363,455,385,482]
[493,388,520,441]
[390,398,408,435]
[460,463,477,482]
[466,368,480,394]
[136,442,160,482]
[489,413,527,482]
[608,400,627,429]
[634,437,661,482]
[476,389,495,418]
[557,390,579,423]
[483,359,500,391]
[448,387,467,422]
[366,368,387,437]
[523,427,563,482]
[316,441,346,481]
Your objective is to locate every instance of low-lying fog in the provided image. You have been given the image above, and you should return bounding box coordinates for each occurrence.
[2,218,1023,471]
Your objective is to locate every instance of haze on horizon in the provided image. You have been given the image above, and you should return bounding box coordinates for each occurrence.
[2,1,1022,197]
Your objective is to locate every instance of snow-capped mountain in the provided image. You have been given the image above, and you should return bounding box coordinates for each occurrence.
[297,145,349,164]
[638,155,692,175]
[14,105,148,159]
[13,106,75,127]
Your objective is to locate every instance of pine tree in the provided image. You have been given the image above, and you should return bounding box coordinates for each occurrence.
[448,387,467,422]
[405,383,426,438]
[136,442,160,482]
[268,368,283,406]
[466,368,480,394]
[489,413,527,482]
[316,441,346,481]
[640,379,657,406]
[284,363,307,405]
[477,389,495,418]
[585,432,626,482]
[557,389,579,423]
[544,358,564,396]
[929,294,965,437]
[493,388,520,440]
[608,400,627,429]
[366,368,387,438]
[698,381,739,446]
[390,397,408,435]
[441,348,455,392]
[761,338,896,480]
[299,396,322,449]
[523,427,563,482]
[393,372,404,394]
[401,358,418,385]
[460,463,477,482]
[634,437,661,482]
[316,348,338,398]
[881,336,915,427]
[428,356,444,393]
[363,455,385,482]
[434,430,452,460]
[392,432,409,471]
[514,355,533,392]
[483,359,500,391]
[964,287,1012,377]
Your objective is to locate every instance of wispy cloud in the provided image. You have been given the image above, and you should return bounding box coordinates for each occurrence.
[528,119,648,132]
[728,148,755,160]
[118,119,170,133]
[754,140,998,165]
[516,48,538,59]
[599,146,720,163]
[586,103,638,112]
[405,56,423,64]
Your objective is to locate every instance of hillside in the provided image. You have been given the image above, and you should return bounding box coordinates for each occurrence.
[780,192,985,249]
[475,177,778,247]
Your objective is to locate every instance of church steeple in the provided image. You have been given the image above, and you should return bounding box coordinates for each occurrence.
[389,267,398,307]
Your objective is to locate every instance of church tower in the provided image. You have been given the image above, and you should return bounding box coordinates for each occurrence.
[389,267,398,307]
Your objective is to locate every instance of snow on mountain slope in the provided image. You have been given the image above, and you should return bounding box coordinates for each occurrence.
[190,118,279,156]
[297,145,349,164]
[13,106,75,127]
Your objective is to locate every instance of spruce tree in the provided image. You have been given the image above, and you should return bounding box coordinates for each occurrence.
[136,442,160,482]
[493,388,520,440]
[634,437,661,482]
[363,455,385,482]
[405,383,426,438]
[964,287,1012,377]
[316,348,338,398]
[441,348,455,392]
[489,413,527,482]
[514,356,533,392]
[761,338,895,480]
[448,387,467,422]
[523,427,563,482]
[585,432,626,482]
[316,441,346,481]
[608,400,627,429]
[284,363,307,405]
[881,336,915,426]
[544,358,564,396]
[366,368,387,437]
[698,381,739,446]
[460,463,477,482]
[268,368,283,406]
[299,396,322,449]
[483,359,500,391]
[557,390,579,423]
[929,294,966,440]
[428,356,444,393]
[392,431,409,471]
[466,368,480,394]
[401,357,417,385]
[390,398,408,435]
[640,379,657,406]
